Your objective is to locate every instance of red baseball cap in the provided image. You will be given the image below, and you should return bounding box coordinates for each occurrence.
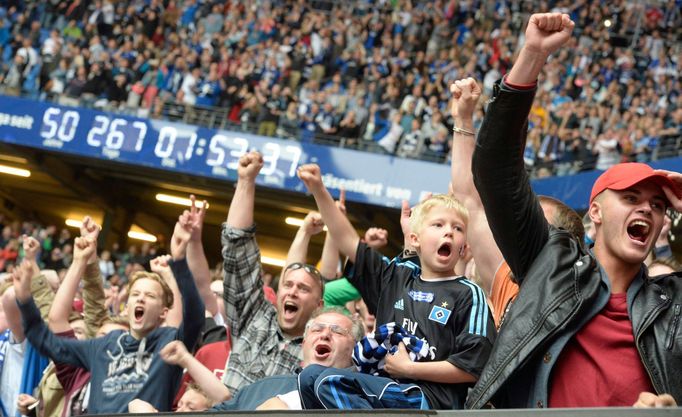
[589,163,680,205]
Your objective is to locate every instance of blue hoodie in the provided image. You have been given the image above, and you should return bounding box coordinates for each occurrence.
[18,259,204,414]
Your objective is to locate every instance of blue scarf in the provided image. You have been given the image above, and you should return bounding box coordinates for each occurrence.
[353,322,430,377]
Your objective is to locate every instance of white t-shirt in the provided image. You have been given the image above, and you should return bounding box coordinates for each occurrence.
[0,333,26,417]
[276,390,302,410]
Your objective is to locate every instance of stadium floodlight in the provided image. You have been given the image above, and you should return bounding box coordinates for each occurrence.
[68,219,157,242]
[285,217,304,227]
[156,193,209,209]
[261,256,286,267]
[285,217,327,231]
[0,164,30,177]
[65,219,83,228]
[127,230,158,243]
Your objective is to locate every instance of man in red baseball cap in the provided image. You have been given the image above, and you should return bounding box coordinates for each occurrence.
[588,163,681,282]
[467,12,682,410]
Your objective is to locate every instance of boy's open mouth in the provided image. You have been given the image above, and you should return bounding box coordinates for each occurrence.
[134,306,145,321]
[438,243,452,257]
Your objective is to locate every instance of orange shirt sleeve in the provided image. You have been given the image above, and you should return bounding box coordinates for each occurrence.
[490,262,519,329]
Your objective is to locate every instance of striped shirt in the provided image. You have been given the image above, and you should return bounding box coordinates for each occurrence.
[220,224,303,394]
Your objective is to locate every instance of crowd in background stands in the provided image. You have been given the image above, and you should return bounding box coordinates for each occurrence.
[0,214,189,312]
[0,0,681,172]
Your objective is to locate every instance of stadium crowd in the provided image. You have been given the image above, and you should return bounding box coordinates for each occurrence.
[0,0,680,173]
[1,2,682,416]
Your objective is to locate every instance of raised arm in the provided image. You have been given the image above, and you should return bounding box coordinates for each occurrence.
[150,255,182,328]
[78,217,109,338]
[507,14,575,86]
[226,151,263,229]
[298,164,360,262]
[222,151,268,337]
[2,286,24,342]
[186,195,217,317]
[318,189,347,279]
[472,13,574,279]
[13,260,95,369]
[170,214,205,349]
[449,78,503,293]
[319,233,340,279]
[48,235,95,334]
[160,340,231,403]
[284,211,325,271]
[20,235,56,321]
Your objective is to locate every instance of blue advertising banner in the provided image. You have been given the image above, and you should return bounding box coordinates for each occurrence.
[0,96,679,210]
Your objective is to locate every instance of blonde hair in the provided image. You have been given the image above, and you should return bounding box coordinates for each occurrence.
[127,271,174,308]
[186,382,213,406]
[409,194,469,235]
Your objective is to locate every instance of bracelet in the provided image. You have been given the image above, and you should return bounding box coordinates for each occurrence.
[452,126,476,136]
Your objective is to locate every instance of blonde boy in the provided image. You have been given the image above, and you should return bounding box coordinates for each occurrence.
[297,165,495,409]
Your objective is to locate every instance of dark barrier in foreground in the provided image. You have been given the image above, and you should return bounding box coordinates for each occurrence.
[121,408,680,417]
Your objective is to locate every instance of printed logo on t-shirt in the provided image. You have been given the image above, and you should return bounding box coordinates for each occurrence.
[394,299,404,310]
[428,305,452,325]
[213,368,225,380]
[408,290,434,303]
[101,335,153,396]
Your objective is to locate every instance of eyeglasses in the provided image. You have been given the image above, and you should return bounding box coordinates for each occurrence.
[284,262,325,292]
[306,321,352,337]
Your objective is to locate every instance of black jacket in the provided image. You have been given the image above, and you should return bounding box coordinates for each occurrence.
[466,82,682,408]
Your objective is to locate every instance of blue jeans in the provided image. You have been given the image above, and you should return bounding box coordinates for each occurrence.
[298,364,430,410]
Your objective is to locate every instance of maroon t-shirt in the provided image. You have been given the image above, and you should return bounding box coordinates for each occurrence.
[54,330,91,416]
[549,294,655,407]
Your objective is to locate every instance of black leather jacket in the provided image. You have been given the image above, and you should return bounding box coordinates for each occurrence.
[465,82,682,409]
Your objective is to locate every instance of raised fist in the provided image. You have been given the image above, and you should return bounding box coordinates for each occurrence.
[524,13,574,57]
[303,211,325,236]
[297,164,323,192]
[150,254,172,276]
[80,216,101,241]
[73,236,97,262]
[160,340,190,367]
[22,235,41,259]
[238,151,264,181]
[364,228,388,249]
[449,77,481,121]
[12,259,34,303]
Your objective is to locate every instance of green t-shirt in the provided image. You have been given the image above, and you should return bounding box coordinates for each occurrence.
[323,277,360,312]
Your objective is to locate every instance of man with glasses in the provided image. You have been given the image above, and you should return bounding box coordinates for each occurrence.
[211,309,363,410]
[220,151,325,396]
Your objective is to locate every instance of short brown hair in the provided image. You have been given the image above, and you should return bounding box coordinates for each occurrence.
[538,196,585,241]
[127,271,174,308]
